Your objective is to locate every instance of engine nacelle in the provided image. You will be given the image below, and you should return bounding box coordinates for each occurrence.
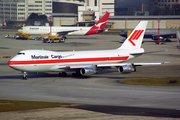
[80,67,96,76]
[118,65,136,74]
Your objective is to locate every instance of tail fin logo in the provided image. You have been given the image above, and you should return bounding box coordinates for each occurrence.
[128,30,144,46]
[94,21,107,30]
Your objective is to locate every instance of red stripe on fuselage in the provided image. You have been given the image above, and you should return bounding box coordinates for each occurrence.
[8,56,129,65]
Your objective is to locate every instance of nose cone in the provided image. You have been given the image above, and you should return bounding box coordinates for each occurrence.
[8,60,22,71]
[8,57,20,71]
[8,59,15,69]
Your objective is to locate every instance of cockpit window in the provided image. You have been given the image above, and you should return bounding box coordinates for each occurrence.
[17,52,25,55]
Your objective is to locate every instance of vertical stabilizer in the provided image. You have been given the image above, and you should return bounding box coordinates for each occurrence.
[176,31,180,48]
[118,21,148,49]
[85,12,110,35]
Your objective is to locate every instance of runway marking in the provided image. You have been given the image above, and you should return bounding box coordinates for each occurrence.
[30,78,59,88]
[53,79,57,83]
[0,56,11,58]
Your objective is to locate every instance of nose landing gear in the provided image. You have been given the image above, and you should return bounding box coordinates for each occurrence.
[22,72,27,80]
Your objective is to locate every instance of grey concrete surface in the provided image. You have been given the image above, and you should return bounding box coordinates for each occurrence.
[0,29,180,119]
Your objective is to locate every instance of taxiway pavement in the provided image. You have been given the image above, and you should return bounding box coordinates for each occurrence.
[0,29,180,119]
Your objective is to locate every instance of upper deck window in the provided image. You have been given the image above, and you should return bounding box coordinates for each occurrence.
[17,52,25,55]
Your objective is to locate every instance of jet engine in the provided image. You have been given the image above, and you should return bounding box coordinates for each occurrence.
[80,67,96,76]
[118,65,136,74]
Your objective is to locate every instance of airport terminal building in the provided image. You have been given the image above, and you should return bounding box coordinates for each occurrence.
[0,0,180,29]
[0,0,52,23]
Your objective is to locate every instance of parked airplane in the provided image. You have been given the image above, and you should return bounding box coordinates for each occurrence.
[18,12,110,41]
[119,28,180,42]
[176,31,180,48]
[8,21,165,79]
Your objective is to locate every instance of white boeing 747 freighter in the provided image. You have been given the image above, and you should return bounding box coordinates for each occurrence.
[8,21,165,79]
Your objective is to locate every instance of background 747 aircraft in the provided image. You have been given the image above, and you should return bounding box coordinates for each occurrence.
[18,12,110,41]
[8,21,165,79]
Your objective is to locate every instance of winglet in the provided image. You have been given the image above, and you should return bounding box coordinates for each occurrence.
[85,12,110,35]
[118,21,148,49]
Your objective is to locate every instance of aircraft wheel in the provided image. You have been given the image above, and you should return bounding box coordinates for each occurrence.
[22,76,27,80]
[72,73,78,77]
[60,37,66,42]
[22,72,28,80]
[59,72,67,77]
[165,39,171,42]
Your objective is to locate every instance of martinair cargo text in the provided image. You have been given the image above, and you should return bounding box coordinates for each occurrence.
[18,12,110,41]
[8,21,165,79]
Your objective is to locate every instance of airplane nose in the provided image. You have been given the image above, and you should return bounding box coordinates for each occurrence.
[8,60,20,71]
[8,60,14,67]
[8,59,17,67]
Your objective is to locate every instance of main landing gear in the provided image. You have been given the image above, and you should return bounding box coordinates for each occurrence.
[59,72,67,77]
[22,72,27,80]
[60,36,66,43]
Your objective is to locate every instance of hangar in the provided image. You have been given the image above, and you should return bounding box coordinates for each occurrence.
[108,15,180,29]
[52,12,180,29]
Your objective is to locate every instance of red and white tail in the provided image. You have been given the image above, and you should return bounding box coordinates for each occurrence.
[85,12,110,35]
[118,21,148,49]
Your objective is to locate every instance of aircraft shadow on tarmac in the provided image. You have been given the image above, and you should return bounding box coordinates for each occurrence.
[67,105,180,118]
[0,71,129,80]
[0,73,60,80]
[0,74,23,80]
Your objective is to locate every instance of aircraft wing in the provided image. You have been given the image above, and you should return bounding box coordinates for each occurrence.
[57,30,78,36]
[52,62,166,70]
[50,64,96,70]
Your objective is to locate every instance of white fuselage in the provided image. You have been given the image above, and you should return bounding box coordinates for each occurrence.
[19,26,91,36]
[8,48,144,72]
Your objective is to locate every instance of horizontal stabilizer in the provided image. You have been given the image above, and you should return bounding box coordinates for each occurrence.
[130,50,168,55]
[133,62,169,66]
